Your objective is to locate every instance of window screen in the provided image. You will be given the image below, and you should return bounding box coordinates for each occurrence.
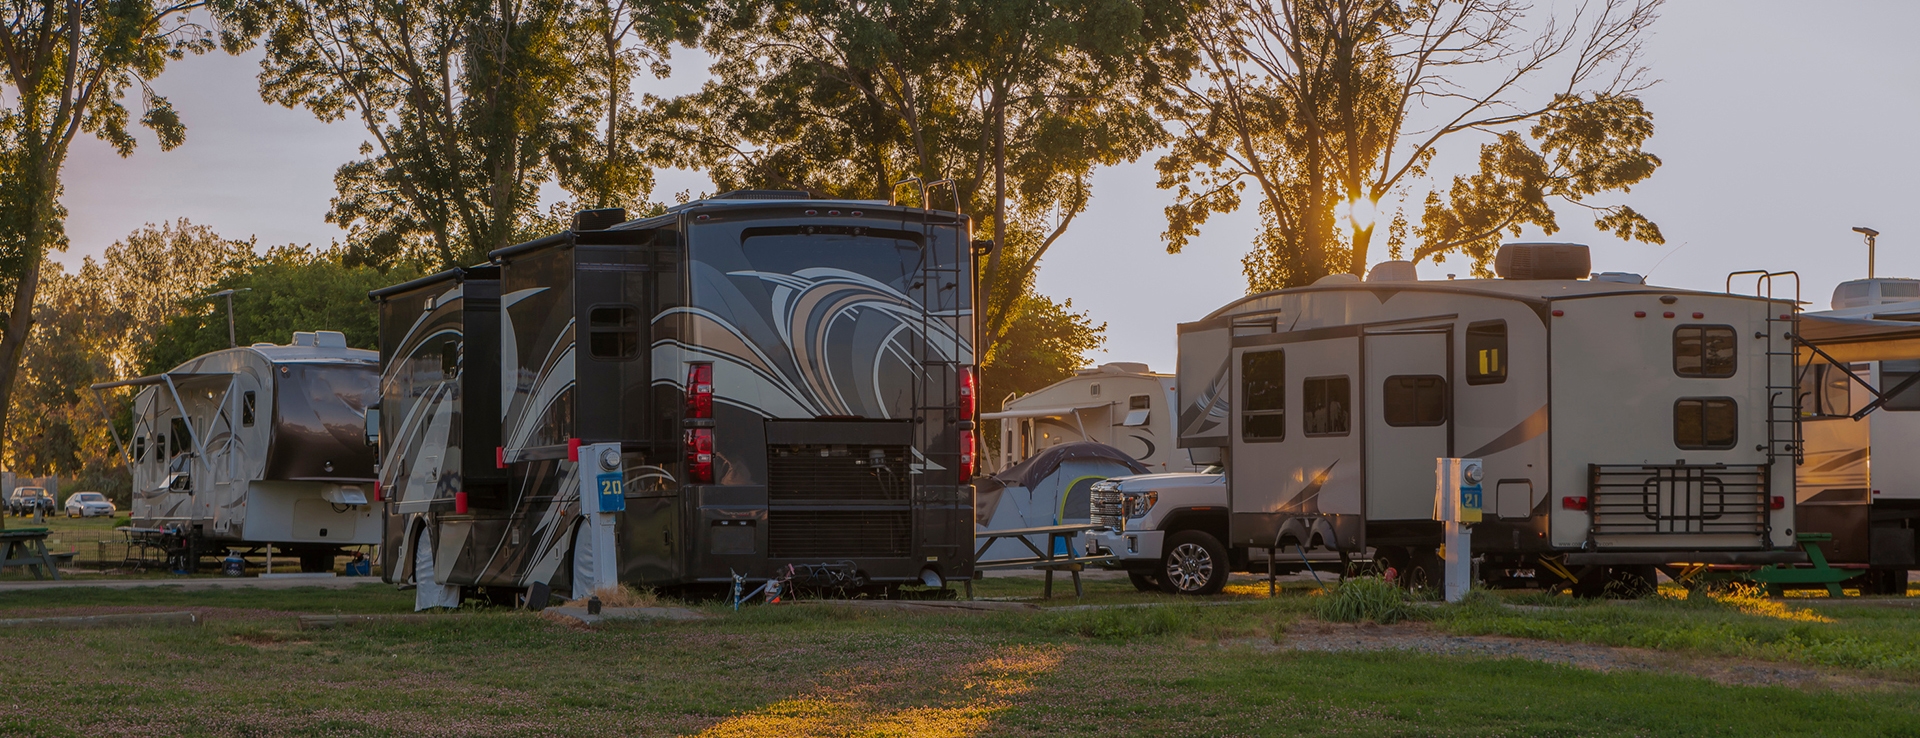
[1674,325,1736,378]
[1882,360,1920,411]
[1384,375,1448,427]
[588,305,640,361]
[242,391,256,427]
[1465,321,1507,385]
[1303,376,1350,436]
[1241,350,1285,441]
[1674,397,1737,449]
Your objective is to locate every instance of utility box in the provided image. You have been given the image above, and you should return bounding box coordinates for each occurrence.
[1434,458,1484,602]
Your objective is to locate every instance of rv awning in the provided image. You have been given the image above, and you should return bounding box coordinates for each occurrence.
[1796,312,1920,363]
[90,372,233,391]
[981,402,1110,420]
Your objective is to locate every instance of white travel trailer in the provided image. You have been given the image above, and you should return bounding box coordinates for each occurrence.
[1789,277,1920,595]
[984,363,1198,474]
[1149,244,1801,594]
[92,331,382,572]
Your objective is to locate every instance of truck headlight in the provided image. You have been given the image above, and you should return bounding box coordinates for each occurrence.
[1125,490,1158,519]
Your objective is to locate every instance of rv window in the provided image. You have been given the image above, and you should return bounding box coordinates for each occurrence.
[1303,376,1351,436]
[170,417,192,456]
[1881,360,1920,411]
[242,391,256,427]
[133,436,146,462]
[1465,321,1507,385]
[1241,349,1285,441]
[1123,394,1150,427]
[1674,397,1737,449]
[1798,364,1856,418]
[1673,325,1737,378]
[1383,375,1448,427]
[441,341,459,378]
[154,434,164,462]
[587,305,640,361]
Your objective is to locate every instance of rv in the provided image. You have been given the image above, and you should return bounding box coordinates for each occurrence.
[984,363,1198,474]
[91,331,382,571]
[373,192,977,607]
[1789,278,1920,595]
[1084,244,1803,595]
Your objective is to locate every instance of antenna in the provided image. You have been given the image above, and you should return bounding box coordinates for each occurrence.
[1853,227,1880,278]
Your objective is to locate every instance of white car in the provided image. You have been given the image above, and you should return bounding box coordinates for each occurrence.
[64,491,115,518]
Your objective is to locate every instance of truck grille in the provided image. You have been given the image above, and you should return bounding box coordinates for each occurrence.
[1090,481,1124,529]
[1587,463,1770,546]
[767,510,911,558]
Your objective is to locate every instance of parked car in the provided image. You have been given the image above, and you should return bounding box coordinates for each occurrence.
[7,486,52,516]
[64,491,115,518]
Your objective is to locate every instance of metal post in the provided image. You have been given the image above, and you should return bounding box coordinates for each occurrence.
[1853,227,1880,279]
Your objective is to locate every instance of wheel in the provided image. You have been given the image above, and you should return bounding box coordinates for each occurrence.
[298,552,334,573]
[1405,548,1445,596]
[1158,530,1229,595]
[1128,571,1162,592]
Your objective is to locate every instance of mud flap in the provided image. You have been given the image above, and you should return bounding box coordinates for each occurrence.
[413,529,460,611]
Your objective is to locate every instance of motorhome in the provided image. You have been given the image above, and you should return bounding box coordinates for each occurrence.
[1788,277,1920,595]
[984,363,1198,474]
[1084,244,1803,595]
[373,192,978,607]
[91,332,382,572]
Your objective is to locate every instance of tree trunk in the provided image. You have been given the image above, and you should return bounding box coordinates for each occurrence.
[0,146,58,450]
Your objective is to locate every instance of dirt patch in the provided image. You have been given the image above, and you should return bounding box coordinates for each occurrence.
[1259,620,1912,692]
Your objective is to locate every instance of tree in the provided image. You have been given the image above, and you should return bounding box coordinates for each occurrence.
[5,220,256,502]
[140,245,412,373]
[0,0,228,455]
[1158,0,1664,290]
[548,0,699,212]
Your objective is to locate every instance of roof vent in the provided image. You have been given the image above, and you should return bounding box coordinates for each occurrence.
[291,331,316,346]
[1495,243,1590,280]
[1313,273,1361,286]
[1098,362,1151,374]
[1832,277,1920,310]
[314,330,348,349]
[710,189,811,201]
[1366,260,1418,282]
[572,208,626,232]
[252,342,276,348]
[1591,272,1646,284]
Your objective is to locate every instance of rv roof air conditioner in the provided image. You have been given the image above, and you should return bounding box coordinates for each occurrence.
[1313,273,1360,286]
[1832,277,1920,310]
[1366,260,1418,282]
[1591,272,1646,284]
[1494,242,1591,280]
[572,208,626,232]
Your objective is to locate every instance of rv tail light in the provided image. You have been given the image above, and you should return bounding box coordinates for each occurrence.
[686,363,714,419]
[1693,312,1704,319]
[959,429,977,483]
[454,491,469,514]
[1561,495,1588,511]
[1771,495,1786,510]
[373,480,383,503]
[958,366,977,421]
[1634,311,1646,318]
[685,428,714,484]
[496,446,507,469]
[567,437,581,462]
[1551,310,1564,317]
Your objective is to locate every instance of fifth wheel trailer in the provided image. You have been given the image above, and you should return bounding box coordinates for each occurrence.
[983,362,1199,475]
[373,192,978,608]
[90,331,382,571]
[1086,244,1804,595]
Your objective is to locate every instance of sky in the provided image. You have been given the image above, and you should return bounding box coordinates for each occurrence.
[56,1,1920,373]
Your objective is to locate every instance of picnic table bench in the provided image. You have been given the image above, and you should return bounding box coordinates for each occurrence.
[0,528,61,580]
[972,523,1113,599]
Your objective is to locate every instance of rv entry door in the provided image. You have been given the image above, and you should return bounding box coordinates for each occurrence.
[1364,330,1451,521]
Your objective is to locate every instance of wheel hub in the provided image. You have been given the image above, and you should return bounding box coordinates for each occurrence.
[1167,543,1214,591]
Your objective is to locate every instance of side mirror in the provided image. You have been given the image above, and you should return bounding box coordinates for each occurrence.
[364,405,381,447]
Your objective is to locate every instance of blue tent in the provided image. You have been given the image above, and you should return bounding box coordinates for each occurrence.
[975,442,1148,561]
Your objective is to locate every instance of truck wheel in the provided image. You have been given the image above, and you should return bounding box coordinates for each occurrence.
[1158,531,1228,595]
[1128,571,1163,592]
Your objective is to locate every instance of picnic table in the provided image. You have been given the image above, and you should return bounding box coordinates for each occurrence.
[972,523,1113,599]
[0,528,61,580]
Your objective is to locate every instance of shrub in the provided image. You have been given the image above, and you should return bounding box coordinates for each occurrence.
[1313,577,1413,624]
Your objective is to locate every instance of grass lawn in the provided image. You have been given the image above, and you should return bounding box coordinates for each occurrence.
[0,577,1916,736]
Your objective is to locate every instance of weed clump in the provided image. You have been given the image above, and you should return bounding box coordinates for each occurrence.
[591,585,660,609]
[1313,577,1413,624]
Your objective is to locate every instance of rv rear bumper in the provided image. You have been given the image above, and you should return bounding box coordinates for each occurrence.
[1563,550,1809,566]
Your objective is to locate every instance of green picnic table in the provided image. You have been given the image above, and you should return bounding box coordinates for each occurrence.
[0,527,61,580]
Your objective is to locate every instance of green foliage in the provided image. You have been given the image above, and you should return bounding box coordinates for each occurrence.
[1312,576,1414,624]
[140,246,416,374]
[1160,0,1665,289]
[981,291,1104,414]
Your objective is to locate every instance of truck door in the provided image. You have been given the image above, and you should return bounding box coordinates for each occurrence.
[1364,330,1451,521]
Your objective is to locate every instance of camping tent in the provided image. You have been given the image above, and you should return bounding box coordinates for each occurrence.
[974,442,1147,561]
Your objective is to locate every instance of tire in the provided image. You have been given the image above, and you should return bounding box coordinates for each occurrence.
[1158,531,1229,595]
[1128,571,1162,592]
[1405,548,1445,596]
